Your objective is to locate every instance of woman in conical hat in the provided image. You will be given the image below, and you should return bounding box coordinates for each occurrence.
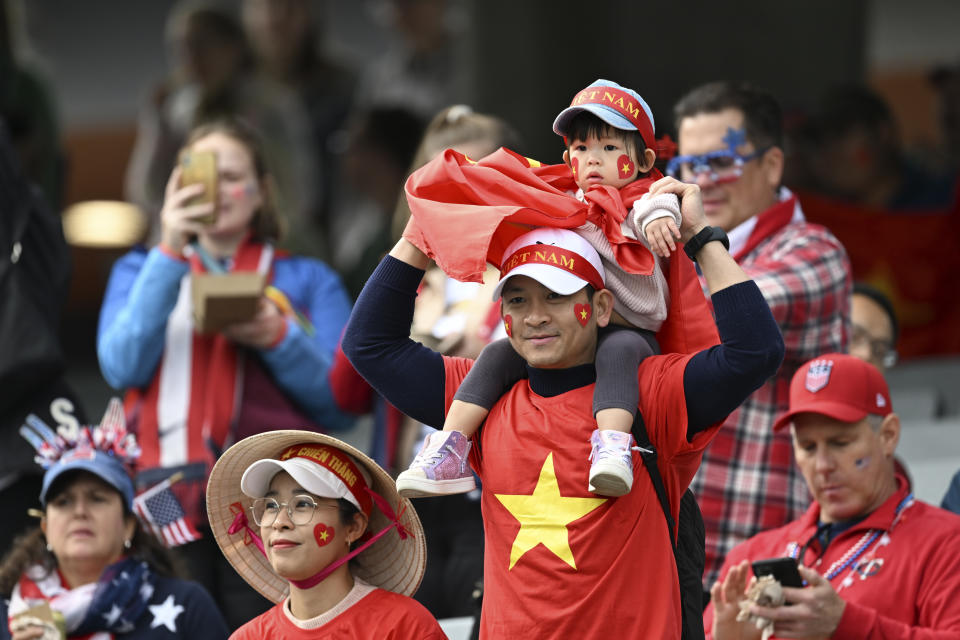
[206,430,444,638]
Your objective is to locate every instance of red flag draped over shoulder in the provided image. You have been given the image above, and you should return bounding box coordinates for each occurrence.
[404,147,657,281]
[404,147,718,355]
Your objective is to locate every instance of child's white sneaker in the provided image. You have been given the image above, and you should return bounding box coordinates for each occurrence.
[396,430,475,498]
[588,429,634,497]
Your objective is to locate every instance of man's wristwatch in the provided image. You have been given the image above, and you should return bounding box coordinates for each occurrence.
[683,225,730,263]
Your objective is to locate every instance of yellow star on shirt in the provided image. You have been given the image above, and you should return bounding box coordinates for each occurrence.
[495,453,606,570]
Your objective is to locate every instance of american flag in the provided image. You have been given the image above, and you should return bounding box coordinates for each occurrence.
[133,474,202,547]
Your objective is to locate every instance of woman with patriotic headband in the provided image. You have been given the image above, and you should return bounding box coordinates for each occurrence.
[0,399,229,639]
[206,431,444,639]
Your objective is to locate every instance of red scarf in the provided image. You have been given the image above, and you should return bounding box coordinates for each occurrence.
[125,239,273,523]
[732,195,797,262]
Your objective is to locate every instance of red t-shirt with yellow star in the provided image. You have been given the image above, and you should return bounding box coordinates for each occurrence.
[442,352,719,639]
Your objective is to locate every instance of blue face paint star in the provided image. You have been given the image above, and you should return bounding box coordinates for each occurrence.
[722,127,748,152]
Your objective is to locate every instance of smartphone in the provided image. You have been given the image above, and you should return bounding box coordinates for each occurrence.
[751,557,804,588]
[179,150,218,224]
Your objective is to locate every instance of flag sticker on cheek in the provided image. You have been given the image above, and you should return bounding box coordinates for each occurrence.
[503,314,513,337]
[314,523,335,547]
[617,155,635,180]
[574,303,592,326]
[570,157,579,180]
[227,184,249,200]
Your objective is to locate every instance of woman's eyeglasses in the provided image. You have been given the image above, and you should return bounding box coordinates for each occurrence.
[250,495,339,526]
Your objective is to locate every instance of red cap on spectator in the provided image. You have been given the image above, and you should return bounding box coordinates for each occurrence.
[773,353,892,431]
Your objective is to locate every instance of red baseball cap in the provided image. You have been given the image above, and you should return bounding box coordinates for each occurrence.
[772,353,892,431]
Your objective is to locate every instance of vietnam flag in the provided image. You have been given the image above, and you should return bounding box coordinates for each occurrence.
[799,188,960,358]
[403,147,659,281]
[404,147,718,356]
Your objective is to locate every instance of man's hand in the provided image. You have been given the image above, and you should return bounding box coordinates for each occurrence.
[389,237,431,271]
[750,566,845,639]
[222,298,287,349]
[710,560,763,640]
[645,217,681,258]
[647,176,708,243]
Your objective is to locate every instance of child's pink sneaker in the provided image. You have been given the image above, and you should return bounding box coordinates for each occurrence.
[588,429,634,496]
[396,430,475,498]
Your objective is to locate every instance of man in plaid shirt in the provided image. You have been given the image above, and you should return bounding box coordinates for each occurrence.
[669,82,851,588]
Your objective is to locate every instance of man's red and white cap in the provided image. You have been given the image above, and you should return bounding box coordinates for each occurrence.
[773,353,893,431]
[491,228,605,300]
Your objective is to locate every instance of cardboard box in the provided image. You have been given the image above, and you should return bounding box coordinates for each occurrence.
[191,272,265,334]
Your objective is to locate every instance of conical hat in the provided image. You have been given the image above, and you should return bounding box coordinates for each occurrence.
[206,430,426,603]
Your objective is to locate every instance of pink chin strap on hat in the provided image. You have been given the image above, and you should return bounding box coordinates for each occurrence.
[226,486,412,589]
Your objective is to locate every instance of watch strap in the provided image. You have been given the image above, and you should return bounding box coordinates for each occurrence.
[683,225,730,262]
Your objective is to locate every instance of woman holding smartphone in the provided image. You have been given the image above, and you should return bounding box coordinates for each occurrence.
[96,118,353,630]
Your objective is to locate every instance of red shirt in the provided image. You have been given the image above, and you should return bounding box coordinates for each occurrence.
[704,478,960,639]
[443,352,721,640]
[230,588,445,640]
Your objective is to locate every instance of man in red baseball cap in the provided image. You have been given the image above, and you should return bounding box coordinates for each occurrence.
[704,353,960,639]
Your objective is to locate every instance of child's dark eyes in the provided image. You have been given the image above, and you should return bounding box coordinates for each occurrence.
[604,144,619,152]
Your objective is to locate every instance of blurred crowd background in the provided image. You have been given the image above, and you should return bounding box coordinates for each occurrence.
[4,0,959,450]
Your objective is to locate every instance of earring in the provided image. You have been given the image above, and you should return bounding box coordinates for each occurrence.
[45,543,52,552]
[124,539,132,550]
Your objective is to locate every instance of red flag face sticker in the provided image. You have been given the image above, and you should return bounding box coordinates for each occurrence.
[574,303,592,327]
[503,314,513,337]
[314,523,335,547]
[617,154,636,180]
[570,156,579,180]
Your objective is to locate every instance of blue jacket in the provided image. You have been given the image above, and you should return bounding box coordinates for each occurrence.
[97,246,353,431]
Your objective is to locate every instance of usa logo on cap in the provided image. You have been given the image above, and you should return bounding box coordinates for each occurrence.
[804,359,834,393]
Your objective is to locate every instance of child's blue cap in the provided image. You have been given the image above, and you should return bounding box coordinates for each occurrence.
[553,79,656,149]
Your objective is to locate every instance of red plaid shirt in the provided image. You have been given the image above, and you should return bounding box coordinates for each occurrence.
[692,195,851,587]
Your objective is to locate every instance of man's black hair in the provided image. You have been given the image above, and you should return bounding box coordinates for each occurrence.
[673,82,783,151]
[853,282,900,345]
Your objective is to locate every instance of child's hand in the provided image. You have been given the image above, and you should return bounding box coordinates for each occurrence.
[645,217,681,258]
[648,177,708,242]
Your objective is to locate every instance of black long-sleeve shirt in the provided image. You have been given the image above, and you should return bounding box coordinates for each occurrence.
[343,256,784,436]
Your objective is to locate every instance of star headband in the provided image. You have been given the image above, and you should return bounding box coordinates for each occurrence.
[20,398,141,470]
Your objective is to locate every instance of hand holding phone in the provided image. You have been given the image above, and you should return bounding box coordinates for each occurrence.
[179,150,218,224]
[751,557,804,588]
